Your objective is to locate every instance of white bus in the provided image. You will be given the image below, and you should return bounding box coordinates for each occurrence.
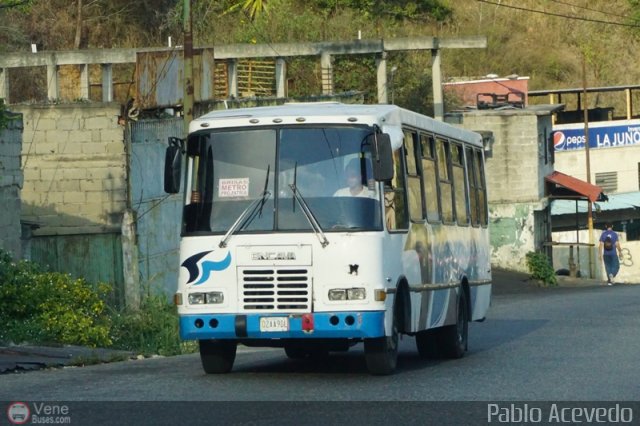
[164,102,491,375]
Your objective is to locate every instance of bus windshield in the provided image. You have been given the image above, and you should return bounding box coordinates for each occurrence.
[183,126,383,235]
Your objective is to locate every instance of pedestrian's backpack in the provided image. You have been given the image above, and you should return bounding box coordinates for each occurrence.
[604,235,613,250]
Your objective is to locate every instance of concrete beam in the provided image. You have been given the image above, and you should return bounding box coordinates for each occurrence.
[384,36,487,51]
[80,64,90,99]
[0,49,137,68]
[376,53,388,104]
[275,58,286,98]
[0,68,7,100]
[101,64,113,103]
[47,64,59,100]
[0,37,487,68]
[431,49,443,121]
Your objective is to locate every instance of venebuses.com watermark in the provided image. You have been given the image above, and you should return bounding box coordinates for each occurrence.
[488,403,634,424]
[6,402,72,425]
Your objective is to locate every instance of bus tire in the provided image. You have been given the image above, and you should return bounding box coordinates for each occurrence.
[199,339,237,374]
[440,290,469,359]
[415,329,442,359]
[364,311,398,375]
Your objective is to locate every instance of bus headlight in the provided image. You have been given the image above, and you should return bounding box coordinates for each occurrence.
[328,288,366,301]
[205,291,224,304]
[188,293,206,304]
[346,288,366,300]
[188,292,224,305]
[328,289,347,301]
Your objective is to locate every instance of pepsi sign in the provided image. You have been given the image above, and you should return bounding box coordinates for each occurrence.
[553,121,640,151]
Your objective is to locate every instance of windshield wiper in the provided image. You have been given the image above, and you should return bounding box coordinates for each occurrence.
[219,166,271,248]
[288,183,329,248]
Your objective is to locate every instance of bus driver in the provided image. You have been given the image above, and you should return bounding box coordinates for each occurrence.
[333,158,377,198]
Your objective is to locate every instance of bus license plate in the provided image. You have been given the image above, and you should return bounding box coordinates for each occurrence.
[260,316,289,332]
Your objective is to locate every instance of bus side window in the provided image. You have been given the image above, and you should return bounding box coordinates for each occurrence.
[474,149,488,226]
[420,134,440,223]
[466,146,479,226]
[404,130,424,222]
[436,138,454,223]
[385,148,409,231]
[452,143,469,226]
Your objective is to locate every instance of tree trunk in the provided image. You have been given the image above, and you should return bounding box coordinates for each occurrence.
[74,0,83,49]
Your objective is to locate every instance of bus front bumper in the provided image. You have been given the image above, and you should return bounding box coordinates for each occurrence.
[179,311,385,340]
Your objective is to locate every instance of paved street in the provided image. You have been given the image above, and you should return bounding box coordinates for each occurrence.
[1,271,638,424]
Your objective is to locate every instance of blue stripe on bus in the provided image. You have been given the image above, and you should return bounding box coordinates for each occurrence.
[179,311,386,340]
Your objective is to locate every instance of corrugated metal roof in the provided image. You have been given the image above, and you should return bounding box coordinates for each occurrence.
[545,171,607,202]
[551,191,640,216]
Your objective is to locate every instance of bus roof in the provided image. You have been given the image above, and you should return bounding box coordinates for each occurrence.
[192,102,483,148]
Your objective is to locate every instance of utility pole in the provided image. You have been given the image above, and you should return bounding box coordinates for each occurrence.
[183,0,194,136]
[583,55,595,279]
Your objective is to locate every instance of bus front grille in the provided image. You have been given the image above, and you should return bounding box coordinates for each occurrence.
[241,268,310,312]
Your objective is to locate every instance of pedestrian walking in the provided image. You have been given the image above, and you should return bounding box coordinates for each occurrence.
[599,222,623,285]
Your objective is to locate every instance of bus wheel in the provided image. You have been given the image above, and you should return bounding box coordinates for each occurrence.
[364,313,398,375]
[199,339,237,374]
[440,290,469,359]
[415,329,441,359]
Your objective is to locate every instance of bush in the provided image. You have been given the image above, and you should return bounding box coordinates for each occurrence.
[0,249,194,356]
[0,251,112,346]
[109,294,196,356]
[525,251,558,287]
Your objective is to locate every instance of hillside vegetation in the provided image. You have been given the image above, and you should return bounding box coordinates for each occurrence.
[1,0,639,114]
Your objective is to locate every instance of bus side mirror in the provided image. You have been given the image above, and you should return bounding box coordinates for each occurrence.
[164,137,183,194]
[370,133,394,181]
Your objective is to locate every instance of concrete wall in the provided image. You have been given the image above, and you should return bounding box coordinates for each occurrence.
[448,108,556,272]
[12,103,126,236]
[552,229,637,283]
[555,144,640,194]
[0,114,23,259]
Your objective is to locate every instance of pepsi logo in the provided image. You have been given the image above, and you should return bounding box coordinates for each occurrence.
[553,132,566,150]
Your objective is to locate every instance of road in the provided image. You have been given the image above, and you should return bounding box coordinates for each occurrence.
[1,282,639,425]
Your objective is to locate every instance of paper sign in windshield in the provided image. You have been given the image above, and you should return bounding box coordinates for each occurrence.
[219,178,250,197]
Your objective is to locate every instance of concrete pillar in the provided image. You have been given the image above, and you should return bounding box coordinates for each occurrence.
[101,63,113,102]
[320,52,333,95]
[47,64,59,100]
[0,68,7,101]
[122,209,140,310]
[275,58,287,98]
[80,64,90,100]
[431,48,443,121]
[228,59,238,98]
[376,53,388,104]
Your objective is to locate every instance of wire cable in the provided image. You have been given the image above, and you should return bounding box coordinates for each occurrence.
[548,0,637,22]
[476,0,640,28]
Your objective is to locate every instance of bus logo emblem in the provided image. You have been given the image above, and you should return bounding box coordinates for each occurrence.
[182,250,232,285]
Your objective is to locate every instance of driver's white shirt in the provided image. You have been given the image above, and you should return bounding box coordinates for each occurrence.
[333,186,377,198]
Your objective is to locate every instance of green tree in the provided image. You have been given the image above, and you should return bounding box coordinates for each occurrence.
[227,0,270,20]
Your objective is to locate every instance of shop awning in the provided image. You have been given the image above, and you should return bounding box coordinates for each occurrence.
[545,171,608,202]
